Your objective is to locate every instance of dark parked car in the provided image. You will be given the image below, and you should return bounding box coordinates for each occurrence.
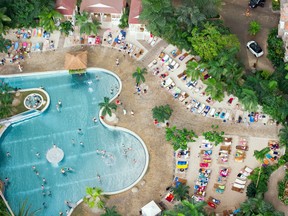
[249,0,265,8]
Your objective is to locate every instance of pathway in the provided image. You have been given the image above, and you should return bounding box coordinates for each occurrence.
[265,166,288,215]
[141,39,168,65]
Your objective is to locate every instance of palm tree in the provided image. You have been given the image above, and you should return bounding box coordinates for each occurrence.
[16,199,41,216]
[171,184,190,201]
[240,194,284,216]
[60,20,74,36]
[0,35,11,53]
[39,9,63,32]
[132,67,147,85]
[203,78,225,102]
[75,12,101,36]
[186,61,203,81]
[164,199,207,216]
[98,97,117,117]
[239,88,258,111]
[0,7,10,34]
[253,147,271,188]
[152,104,173,123]
[101,206,121,216]
[83,187,108,209]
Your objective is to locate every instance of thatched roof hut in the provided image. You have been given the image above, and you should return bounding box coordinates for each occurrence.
[65,51,88,74]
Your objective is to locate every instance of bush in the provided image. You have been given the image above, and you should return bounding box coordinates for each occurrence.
[248,21,261,36]
[267,28,285,67]
[246,182,257,198]
[119,7,129,29]
[152,104,173,123]
[272,0,280,11]
[278,172,288,205]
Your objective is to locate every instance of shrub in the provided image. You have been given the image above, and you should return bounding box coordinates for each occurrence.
[267,28,285,67]
[152,104,173,123]
[272,0,280,11]
[248,21,261,36]
[246,182,257,198]
[119,7,129,29]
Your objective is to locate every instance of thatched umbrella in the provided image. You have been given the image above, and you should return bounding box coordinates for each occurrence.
[65,51,88,74]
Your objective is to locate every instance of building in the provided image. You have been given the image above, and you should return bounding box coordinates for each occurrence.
[55,0,77,18]
[80,0,126,28]
[278,0,288,61]
[128,0,148,39]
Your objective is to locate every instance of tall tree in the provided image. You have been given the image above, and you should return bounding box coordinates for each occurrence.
[98,97,117,117]
[0,7,11,34]
[83,187,108,209]
[203,78,225,102]
[39,9,63,32]
[164,199,207,216]
[238,88,258,111]
[165,126,198,150]
[152,104,173,123]
[239,194,284,216]
[101,206,121,216]
[76,12,101,36]
[140,0,175,37]
[171,184,190,201]
[132,67,147,85]
[186,61,206,81]
[0,34,11,53]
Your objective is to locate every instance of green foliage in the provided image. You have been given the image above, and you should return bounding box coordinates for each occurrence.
[3,0,55,28]
[16,199,41,216]
[238,88,258,111]
[39,9,63,32]
[119,7,129,29]
[278,172,288,205]
[248,20,261,36]
[152,104,173,123]
[132,67,147,85]
[0,34,11,53]
[202,125,224,146]
[163,199,207,216]
[76,12,101,36]
[0,82,13,119]
[60,21,74,36]
[68,69,86,74]
[83,187,107,209]
[246,182,257,198]
[101,206,121,216]
[239,193,284,216]
[186,61,206,81]
[0,196,11,216]
[203,78,225,102]
[253,147,271,161]
[267,28,285,67]
[0,7,11,34]
[165,126,198,150]
[171,184,190,201]
[272,0,280,11]
[98,97,117,117]
[188,22,239,61]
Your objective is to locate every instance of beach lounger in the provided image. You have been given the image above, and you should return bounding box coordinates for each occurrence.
[174,62,180,69]
[150,37,158,46]
[162,54,169,62]
[235,178,246,185]
[233,183,245,189]
[179,92,189,102]
[161,77,173,88]
[231,186,244,193]
[179,53,188,61]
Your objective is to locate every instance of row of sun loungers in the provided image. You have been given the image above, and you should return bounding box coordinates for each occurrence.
[193,141,214,202]
[218,137,232,164]
[214,166,231,194]
[231,166,253,193]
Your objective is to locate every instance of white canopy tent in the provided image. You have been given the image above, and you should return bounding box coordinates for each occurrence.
[141,200,161,216]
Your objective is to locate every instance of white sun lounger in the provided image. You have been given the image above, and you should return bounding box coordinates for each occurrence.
[162,54,169,62]
[150,37,158,46]
[174,63,180,69]
[235,178,246,185]
[162,77,173,88]
[233,183,245,189]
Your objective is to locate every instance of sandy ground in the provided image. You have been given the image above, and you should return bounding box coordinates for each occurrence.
[0,46,283,215]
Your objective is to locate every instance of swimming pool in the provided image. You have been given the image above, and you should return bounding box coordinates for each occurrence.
[0,68,148,215]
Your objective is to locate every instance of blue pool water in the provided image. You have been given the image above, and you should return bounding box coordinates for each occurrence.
[0,69,148,215]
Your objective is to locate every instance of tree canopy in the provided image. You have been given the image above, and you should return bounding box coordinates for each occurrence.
[152,104,173,123]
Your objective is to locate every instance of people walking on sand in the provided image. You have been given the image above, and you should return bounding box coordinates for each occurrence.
[131,110,134,116]
[18,62,23,72]
[116,58,119,66]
